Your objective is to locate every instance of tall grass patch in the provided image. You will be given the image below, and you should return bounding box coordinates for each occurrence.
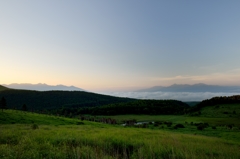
[0,124,240,159]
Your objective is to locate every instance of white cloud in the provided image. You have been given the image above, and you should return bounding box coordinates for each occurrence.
[99,91,239,101]
[149,68,240,86]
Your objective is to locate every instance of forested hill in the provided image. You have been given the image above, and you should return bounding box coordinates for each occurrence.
[190,95,240,112]
[0,87,135,110]
[89,100,189,115]
[0,85,9,91]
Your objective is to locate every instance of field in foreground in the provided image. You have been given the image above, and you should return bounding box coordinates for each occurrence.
[1,124,240,159]
[1,110,240,159]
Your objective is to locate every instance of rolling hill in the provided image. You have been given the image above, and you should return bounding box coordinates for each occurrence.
[2,83,84,91]
[0,85,9,91]
[138,83,240,92]
[189,95,240,118]
[0,85,135,111]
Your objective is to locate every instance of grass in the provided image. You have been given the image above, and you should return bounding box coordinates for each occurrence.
[102,114,240,127]
[199,103,240,118]
[0,109,79,125]
[1,110,240,158]
[1,124,240,159]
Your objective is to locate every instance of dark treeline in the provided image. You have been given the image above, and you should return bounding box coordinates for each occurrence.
[52,100,189,116]
[91,100,189,115]
[189,95,240,112]
[0,89,135,111]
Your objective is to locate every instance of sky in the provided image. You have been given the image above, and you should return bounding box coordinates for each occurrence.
[1,0,240,92]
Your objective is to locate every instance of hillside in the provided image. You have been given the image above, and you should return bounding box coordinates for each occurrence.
[89,100,189,115]
[138,83,240,92]
[0,86,135,111]
[189,95,240,117]
[0,109,79,125]
[198,103,240,118]
[1,109,240,158]
[0,85,9,91]
[3,83,84,91]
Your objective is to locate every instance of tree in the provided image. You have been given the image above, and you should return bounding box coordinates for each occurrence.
[1,97,7,111]
[22,104,27,111]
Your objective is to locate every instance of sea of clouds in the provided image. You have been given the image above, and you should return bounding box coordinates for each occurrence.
[97,91,239,101]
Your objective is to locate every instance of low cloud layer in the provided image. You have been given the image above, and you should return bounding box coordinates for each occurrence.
[98,91,239,101]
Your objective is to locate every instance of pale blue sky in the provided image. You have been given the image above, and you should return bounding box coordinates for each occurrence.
[1,0,240,91]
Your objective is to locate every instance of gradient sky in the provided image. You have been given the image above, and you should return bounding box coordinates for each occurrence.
[1,0,240,91]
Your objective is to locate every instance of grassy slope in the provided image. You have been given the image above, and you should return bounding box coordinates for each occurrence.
[0,110,79,125]
[199,103,240,118]
[0,85,9,91]
[0,110,240,158]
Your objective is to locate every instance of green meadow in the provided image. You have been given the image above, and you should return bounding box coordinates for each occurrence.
[1,109,240,159]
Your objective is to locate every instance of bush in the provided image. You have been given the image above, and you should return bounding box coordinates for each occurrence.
[31,124,39,130]
[197,124,205,130]
[174,124,185,129]
[212,126,216,129]
[203,123,209,127]
[77,122,84,125]
[164,121,172,127]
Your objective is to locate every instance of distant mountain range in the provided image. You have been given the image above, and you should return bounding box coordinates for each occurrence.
[2,83,84,91]
[137,83,240,93]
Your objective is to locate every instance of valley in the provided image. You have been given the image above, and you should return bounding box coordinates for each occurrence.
[0,85,240,158]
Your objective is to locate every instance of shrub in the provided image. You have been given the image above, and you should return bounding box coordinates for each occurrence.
[174,124,185,129]
[142,123,148,128]
[166,123,172,127]
[212,126,216,129]
[203,123,209,127]
[197,124,205,130]
[31,124,39,130]
[155,121,162,125]
[76,122,84,125]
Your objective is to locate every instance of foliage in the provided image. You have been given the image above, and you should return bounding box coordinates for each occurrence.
[89,100,189,115]
[22,104,27,111]
[189,95,240,113]
[0,97,7,111]
[0,89,135,111]
[174,123,185,129]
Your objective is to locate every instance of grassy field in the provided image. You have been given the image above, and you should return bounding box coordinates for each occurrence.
[0,109,80,125]
[103,114,240,127]
[199,103,240,118]
[1,110,240,158]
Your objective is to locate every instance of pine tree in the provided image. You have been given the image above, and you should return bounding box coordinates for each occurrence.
[22,104,27,111]
[1,97,7,111]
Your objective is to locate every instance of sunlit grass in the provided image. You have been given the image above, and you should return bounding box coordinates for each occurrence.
[1,110,240,158]
[0,124,240,159]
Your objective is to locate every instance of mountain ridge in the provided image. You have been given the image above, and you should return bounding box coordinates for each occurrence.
[137,83,240,93]
[2,83,84,91]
